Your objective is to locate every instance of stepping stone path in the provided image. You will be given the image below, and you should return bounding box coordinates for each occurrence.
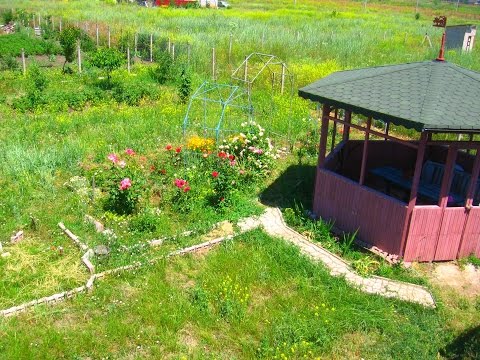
[257,207,435,308]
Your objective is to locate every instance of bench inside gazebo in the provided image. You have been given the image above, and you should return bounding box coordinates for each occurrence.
[299,60,480,262]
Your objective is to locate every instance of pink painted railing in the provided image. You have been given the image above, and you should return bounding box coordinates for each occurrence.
[313,169,407,255]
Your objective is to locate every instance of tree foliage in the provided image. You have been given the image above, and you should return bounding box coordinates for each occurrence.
[90,47,124,83]
[59,26,81,72]
[177,66,191,104]
[150,50,173,85]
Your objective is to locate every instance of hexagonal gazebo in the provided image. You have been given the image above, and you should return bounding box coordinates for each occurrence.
[299,60,480,262]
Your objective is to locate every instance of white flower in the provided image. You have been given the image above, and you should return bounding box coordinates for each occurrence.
[259,132,264,137]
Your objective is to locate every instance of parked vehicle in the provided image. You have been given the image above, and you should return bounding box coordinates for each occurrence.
[218,1,230,8]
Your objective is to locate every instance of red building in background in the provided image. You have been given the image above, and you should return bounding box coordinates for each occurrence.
[155,0,197,6]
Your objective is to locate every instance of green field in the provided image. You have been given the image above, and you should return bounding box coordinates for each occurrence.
[0,0,479,359]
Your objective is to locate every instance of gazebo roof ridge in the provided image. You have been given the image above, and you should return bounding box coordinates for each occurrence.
[299,60,480,133]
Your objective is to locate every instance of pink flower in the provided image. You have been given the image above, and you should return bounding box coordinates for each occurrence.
[229,160,236,166]
[125,148,135,156]
[166,144,173,151]
[239,169,246,175]
[174,178,186,188]
[108,153,119,163]
[183,186,191,193]
[254,148,264,155]
[119,178,132,191]
[118,160,126,168]
[212,171,219,178]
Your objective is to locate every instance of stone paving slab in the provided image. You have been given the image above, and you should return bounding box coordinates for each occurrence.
[258,207,436,308]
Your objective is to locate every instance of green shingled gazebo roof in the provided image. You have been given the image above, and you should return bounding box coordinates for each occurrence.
[298,61,480,132]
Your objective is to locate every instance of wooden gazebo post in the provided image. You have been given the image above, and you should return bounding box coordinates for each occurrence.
[359,117,372,185]
[318,104,331,167]
[438,145,458,208]
[400,131,428,256]
[342,110,352,142]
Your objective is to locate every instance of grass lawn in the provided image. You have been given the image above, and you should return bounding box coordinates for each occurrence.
[0,229,467,359]
[0,0,479,358]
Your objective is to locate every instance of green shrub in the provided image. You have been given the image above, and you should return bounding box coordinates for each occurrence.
[177,66,191,104]
[1,9,14,24]
[13,64,48,111]
[112,80,155,106]
[59,26,81,72]
[90,47,124,85]
[149,50,173,85]
[0,55,19,71]
[128,211,160,233]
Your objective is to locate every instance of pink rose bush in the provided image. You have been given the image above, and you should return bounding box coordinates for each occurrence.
[80,122,278,216]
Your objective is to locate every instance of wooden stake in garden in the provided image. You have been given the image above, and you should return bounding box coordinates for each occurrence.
[127,47,131,73]
[244,55,248,82]
[134,33,138,57]
[21,48,26,76]
[228,33,233,64]
[59,19,62,32]
[212,47,216,81]
[96,23,99,46]
[168,38,171,54]
[77,41,82,73]
[150,33,153,62]
[52,17,55,31]
[108,27,111,48]
[281,63,286,95]
[171,43,175,61]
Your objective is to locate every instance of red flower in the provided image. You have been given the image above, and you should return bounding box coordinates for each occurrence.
[150,165,156,172]
[174,178,186,188]
[166,144,173,151]
[228,154,235,161]
[220,197,225,202]
[160,169,166,175]
[125,148,136,156]
[183,186,191,193]
[212,171,219,178]
[218,151,227,158]
[175,147,182,153]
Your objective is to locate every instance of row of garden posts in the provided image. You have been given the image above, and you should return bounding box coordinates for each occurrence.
[20,11,438,77]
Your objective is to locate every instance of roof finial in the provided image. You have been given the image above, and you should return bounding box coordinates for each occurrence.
[433,16,447,62]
